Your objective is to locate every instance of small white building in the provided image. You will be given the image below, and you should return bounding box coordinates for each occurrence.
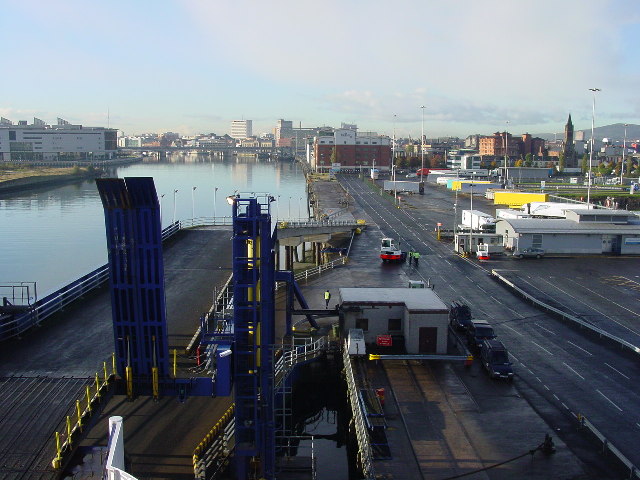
[339,287,449,354]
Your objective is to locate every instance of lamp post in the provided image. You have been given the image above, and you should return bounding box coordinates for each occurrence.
[160,194,165,227]
[420,106,425,181]
[276,195,281,220]
[392,113,396,175]
[191,186,197,220]
[505,121,510,185]
[392,164,397,206]
[587,88,601,208]
[469,173,475,256]
[213,187,218,219]
[298,197,303,219]
[288,196,291,219]
[621,123,628,185]
[172,189,178,224]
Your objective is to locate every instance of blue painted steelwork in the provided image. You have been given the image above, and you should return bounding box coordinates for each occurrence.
[96,177,169,385]
[274,271,319,334]
[230,195,276,480]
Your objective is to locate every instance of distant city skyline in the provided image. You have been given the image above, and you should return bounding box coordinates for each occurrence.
[1,1,638,139]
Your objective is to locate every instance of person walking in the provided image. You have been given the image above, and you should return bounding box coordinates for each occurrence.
[324,289,331,308]
[414,251,421,266]
[409,248,415,265]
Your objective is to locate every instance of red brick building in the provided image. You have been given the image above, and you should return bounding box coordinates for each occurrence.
[312,128,391,171]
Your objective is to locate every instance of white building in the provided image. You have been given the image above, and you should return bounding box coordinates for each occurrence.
[0,118,117,161]
[230,120,252,139]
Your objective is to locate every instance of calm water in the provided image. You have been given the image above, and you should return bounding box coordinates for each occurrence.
[0,155,308,296]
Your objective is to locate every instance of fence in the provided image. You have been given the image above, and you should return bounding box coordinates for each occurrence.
[51,355,117,470]
[342,343,375,480]
[192,404,235,480]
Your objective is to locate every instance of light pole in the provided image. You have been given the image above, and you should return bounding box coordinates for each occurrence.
[172,189,178,224]
[621,123,628,185]
[160,193,165,227]
[454,169,459,252]
[298,197,302,219]
[392,164,397,206]
[276,195,281,220]
[392,113,396,175]
[288,196,291,219]
[505,121,510,185]
[213,187,218,219]
[469,173,475,256]
[587,87,601,208]
[420,106,425,181]
[191,186,197,220]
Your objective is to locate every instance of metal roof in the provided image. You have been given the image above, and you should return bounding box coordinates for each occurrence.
[496,218,640,235]
[339,288,448,312]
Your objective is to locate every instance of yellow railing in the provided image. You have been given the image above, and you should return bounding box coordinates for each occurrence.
[193,404,235,477]
[51,353,117,469]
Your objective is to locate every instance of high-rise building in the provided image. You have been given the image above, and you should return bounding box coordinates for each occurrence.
[230,120,252,139]
[562,114,577,166]
[274,119,293,147]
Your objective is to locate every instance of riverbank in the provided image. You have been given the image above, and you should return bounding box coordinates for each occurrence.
[0,167,101,194]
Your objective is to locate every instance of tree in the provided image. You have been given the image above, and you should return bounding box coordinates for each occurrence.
[558,152,565,172]
[581,154,588,173]
[330,147,337,164]
[515,159,524,167]
[525,153,533,167]
[408,156,420,168]
[490,160,497,169]
[626,156,633,177]
[396,157,408,169]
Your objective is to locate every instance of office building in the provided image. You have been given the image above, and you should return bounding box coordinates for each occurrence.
[230,120,252,139]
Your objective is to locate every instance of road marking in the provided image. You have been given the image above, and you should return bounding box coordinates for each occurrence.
[534,323,557,336]
[562,362,585,380]
[566,341,593,356]
[604,362,630,380]
[531,341,554,356]
[501,323,524,337]
[509,352,519,362]
[597,389,623,412]
[562,402,569,410]
[553,394,559,400]
[535,376,542,383]
[544,385,550,390]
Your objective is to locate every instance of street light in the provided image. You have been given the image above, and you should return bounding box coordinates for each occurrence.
[505,121,510,185]
[587,88,601,208]
[288,196,292,219]
[621,123,628,185]
[420,106,426,182]
[191,186,197,220]
[213,187,218,219]
[276,195,281,220]
[298,197,303,219]
[160,193,165,227]
[172,189,179,224]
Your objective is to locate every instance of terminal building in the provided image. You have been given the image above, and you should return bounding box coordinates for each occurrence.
[311,126,391,173]
[338,287,449,354]
[0,117,117,162]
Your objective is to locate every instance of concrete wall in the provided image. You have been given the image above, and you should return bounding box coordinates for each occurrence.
[405,310,448,354]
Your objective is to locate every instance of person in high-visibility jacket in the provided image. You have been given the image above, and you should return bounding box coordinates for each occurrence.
[413,251,421,266]
[324,289,331,308]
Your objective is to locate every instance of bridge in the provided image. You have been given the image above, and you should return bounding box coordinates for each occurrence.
[120,145,294,157]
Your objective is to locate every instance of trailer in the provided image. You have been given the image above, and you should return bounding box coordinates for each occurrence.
[461,210,496,231]
[383,180,420,194]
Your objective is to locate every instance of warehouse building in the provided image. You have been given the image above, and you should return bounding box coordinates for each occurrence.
[496,209,640,255]
[338,287,449,354]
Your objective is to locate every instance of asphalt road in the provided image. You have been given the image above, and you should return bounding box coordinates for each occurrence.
[339,174,640,474]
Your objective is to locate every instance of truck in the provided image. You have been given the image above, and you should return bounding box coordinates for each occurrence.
[380,237,407,263]
[383,180,420,194]
[461,209,496,232]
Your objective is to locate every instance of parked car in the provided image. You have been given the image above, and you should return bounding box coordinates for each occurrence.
[480,339,514,381]
[512,247,545,259]
[449,301,472,331]
[466,319,497,349]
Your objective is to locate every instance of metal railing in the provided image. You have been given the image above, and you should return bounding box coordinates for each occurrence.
[103,417,140,480]
[52,354,117,470]
[491,269,640,358]
[342,344,375,480]
[274,336,327,389]
[1,223,181,342]
[277,219,362,229]
[193,404,235,480]
[577,414,640,479]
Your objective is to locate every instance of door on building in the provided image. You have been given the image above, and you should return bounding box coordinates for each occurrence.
[418,327,438,354]
[602,234,615,253]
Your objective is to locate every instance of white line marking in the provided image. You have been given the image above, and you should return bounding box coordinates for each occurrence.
[534,323,557,336]
[501,323,524,337]
[509,352,519,362]
[604,362,630,380]
[544,385,550,390]
[532,341,554,356]
[567,341,593,356]
[553,394,559,400]
[597,389,623,412]
[562,362,585,380]
[562,403,569,410]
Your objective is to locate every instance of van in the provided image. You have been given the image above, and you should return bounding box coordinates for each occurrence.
[466,319,496,349]
[480,339,514,381]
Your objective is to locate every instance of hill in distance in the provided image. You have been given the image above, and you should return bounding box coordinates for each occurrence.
[534,123,640,143]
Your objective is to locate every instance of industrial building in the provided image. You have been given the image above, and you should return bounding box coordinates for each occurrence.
[496,209,640,255]
[0,118,117,162]
[311,127,391,172]
[338,287,449,354]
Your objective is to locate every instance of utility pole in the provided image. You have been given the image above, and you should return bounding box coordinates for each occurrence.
[587,88,601,208]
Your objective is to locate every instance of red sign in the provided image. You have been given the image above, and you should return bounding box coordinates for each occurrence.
[437,222,442,227]
[377,335,393,347]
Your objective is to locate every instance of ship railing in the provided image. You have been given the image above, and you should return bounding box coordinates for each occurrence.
[343,343,375,479]
[193,404,235,480]
[274,336,327,389]
[102,417,140,480]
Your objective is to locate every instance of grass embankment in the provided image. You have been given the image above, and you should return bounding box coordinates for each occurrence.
[0,164,90,183]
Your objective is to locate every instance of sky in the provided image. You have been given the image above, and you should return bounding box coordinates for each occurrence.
[1,0,639,139]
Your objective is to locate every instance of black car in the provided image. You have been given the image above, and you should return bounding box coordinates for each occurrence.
[466,319,497,349]
[449,301,472,331]
[480,339,514,381]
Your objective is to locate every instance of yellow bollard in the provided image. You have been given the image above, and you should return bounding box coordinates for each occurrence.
[152,367,159,400]
[103,362,108,383]
[112,352,117,375]
[86,386,92,412]
[173,349,177,377]
[52,431,62,468]
[76,400,82,428]
[126,366,133,399]
[66,415,72,442]
[95,374,100,398]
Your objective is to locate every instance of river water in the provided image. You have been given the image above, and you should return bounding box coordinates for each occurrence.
[0,154,308,296]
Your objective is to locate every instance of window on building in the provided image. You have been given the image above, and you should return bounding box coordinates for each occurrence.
[9,131,16,140]
[388,318,401,331]
[532,234,543,248]
[355,318,369,331]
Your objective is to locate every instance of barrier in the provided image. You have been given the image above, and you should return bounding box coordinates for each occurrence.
[51,354,117,469]
[192,404,235,480]
[104,417,140,480]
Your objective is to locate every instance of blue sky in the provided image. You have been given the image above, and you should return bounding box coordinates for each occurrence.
[1,0,639,138]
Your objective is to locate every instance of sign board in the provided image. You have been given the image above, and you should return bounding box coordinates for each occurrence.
[437,222,442,227]
[540,181,545,190]
[376,335,393,347]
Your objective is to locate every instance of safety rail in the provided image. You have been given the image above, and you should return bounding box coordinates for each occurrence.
[52,354,117,469]
[277,219,362,229]
[193,404,235,480]
[491,269,640,359]
[577,414,640,479]
[274,336,327,389]
[342,343,376,480]
[1,223,181,342]
[104,417,139,480]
